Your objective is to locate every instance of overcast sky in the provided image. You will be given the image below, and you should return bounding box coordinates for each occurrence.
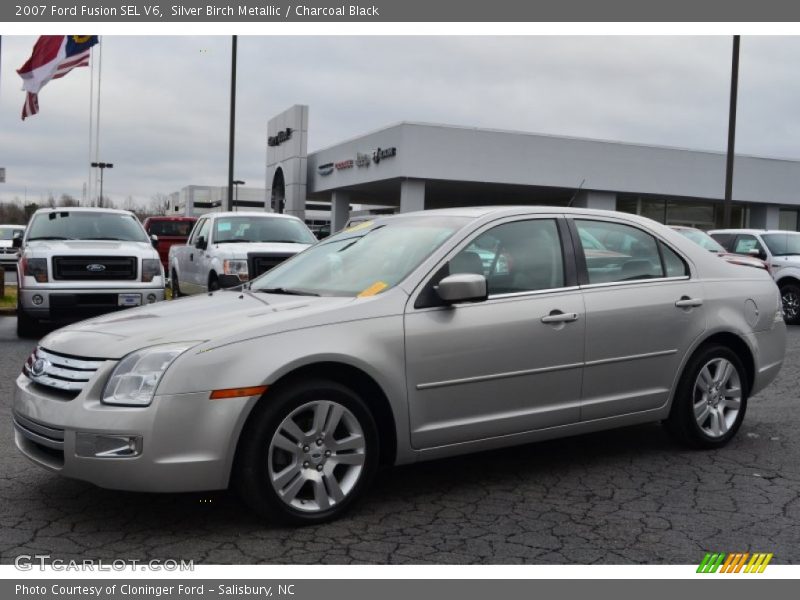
[2,35,800,208]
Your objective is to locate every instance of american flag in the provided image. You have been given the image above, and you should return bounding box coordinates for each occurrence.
[17,36,98,120]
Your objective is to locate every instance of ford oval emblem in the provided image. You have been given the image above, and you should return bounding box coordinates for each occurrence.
[31,358,48,377]
[86,263,106,272]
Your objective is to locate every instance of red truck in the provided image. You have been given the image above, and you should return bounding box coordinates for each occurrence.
[142,216,197,272]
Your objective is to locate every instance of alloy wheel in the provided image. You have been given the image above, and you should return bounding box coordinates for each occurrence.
[692,357,742,438]
[268,400,366,512]
[782,289,799,321]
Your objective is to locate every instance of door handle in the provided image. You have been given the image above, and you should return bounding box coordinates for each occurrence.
[541,311,579,324]
[675,297,703,308]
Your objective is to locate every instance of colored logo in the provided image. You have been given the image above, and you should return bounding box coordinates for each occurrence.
[697,552,773,573]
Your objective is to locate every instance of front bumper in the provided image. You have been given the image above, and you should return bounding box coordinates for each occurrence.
[12,369,253,492]
[19,286,165,320]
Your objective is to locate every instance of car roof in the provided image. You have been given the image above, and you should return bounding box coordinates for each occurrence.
[205,211,302,220]
[32,207,134,216]
[708,228,800,235]
[0,224,25,228]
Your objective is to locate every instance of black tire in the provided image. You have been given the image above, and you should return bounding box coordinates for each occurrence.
[665,344,748,449]
[170,270,183,298]
[780,283,800,325]
[208,273,220,292]
[234,379,379,525]
[16,303,39,338]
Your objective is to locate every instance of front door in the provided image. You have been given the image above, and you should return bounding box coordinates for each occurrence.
[405,217,586,449]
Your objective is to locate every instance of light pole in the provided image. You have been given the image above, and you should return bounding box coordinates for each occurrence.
[232,179,245,211]
[723,35,740,228]
[90,161,113,206]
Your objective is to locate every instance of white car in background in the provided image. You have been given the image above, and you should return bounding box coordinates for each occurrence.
[709,229,800,324]
[168,212,316,296]
[0,224,25,267]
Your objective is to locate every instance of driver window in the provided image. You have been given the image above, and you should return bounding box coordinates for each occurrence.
[449,219,565,295]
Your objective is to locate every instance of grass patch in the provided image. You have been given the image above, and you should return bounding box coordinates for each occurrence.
[0,284,17,310]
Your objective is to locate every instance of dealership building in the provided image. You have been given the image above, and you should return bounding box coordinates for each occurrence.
[179,104,800,233]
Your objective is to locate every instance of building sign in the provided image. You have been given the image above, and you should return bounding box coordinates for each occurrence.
[335,159,354,170]
[356,153,371,167]
[317,162,334,176]
[373,147,397,164]
[268,127,293,147]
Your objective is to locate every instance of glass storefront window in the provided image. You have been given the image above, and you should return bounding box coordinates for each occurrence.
[779,209,798,232]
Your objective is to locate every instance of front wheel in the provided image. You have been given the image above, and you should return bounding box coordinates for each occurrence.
[170,270,184,298]
[235,379,379,525]
[16,302,39,338]
[780,283,800,325]
[665,345,748,449]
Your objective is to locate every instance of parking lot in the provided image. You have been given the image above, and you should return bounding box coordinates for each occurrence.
[0,315,798,565]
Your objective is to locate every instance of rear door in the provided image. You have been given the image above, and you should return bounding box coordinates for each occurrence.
[570,217,706,420]
[183,217,209,294]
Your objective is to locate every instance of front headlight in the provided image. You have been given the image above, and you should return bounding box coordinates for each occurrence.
[223,259,249,281]
[142,258,163,283]
[102,342,199,406]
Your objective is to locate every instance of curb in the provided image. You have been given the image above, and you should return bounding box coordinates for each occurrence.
[0,308,16,316]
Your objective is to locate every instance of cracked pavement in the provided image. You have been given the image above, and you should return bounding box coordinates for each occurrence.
[1,315,798,564]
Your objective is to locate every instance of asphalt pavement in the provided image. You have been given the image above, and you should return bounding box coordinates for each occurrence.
[1,315,798,565]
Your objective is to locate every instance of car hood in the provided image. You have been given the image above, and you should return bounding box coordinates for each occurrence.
[39,290,364,359]
[0,240,13,249]
[26,239,157,256]
[208,242,311,257]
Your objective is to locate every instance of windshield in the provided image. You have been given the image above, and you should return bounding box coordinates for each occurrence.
[147,220,195,237]
[213,216,316,244]
[26,211,149,242]
[762,233,800,256]
[249,216,469,297]
[676,229,726,253]
[0,227,24,241]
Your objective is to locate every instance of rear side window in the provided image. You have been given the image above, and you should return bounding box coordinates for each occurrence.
[575,220,676,284]
[661,242,689,277]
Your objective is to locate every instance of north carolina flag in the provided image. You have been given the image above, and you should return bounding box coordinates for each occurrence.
[17,35,99,120]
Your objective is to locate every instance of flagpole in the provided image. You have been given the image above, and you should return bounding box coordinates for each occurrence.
[87,44,95,205]
[95,37,103,206]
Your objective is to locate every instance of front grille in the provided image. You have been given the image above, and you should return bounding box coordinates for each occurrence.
[23,346,106,397]
[248,253,292,279]
[53,256,137,281]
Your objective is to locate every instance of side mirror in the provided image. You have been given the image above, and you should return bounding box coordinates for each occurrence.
[12,236,23,249]
[435,273,488,304]
[150,234,159,248]
[195,235,207,250]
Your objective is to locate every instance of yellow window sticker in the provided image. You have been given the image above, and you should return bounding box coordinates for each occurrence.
[345,220,373,233]
[357,281,389,298]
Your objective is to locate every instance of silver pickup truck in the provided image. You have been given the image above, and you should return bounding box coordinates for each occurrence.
[15,207,165,337]
[168,211,316,295]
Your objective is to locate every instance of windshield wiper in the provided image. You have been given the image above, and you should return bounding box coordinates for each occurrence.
[257,287,320,296]
[27,236,73,241]
[215,239,250,243]
[84,237,128,241]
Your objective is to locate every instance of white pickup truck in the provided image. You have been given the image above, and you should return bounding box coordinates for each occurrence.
[15,207,165,337]
[168,211,316,295]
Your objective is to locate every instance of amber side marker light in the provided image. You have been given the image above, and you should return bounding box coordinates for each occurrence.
[210,386,268,400]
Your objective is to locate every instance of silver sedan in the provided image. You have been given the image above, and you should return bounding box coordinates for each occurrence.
[13,207,786,524]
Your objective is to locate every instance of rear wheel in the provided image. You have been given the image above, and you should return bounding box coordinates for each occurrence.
[665,344,748,448]
[235,379,379,525]
[780,283,800,324]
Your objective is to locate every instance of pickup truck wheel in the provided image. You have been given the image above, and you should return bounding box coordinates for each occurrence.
[170,270,183,298]
[235,379,379,525]
[208,274,220,292]
[16,303,39,338]
[780,283,800,324]
[664,344,748,449]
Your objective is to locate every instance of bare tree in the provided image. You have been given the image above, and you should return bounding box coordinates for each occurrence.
[58,194,80,207]
[150,193,171,216]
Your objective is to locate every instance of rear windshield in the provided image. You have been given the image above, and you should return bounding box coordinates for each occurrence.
[147,220,195,237]
[27,212,149,243]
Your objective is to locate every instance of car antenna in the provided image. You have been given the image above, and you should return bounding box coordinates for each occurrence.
[567,178,586,207]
